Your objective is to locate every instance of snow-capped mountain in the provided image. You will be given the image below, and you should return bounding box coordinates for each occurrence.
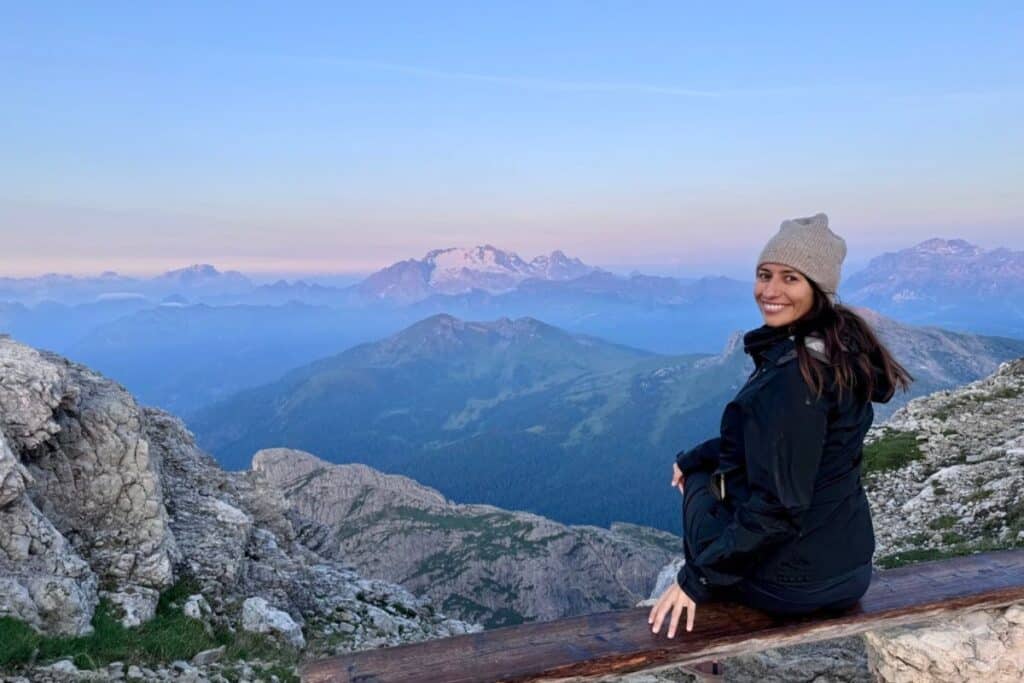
[354,245,598,303]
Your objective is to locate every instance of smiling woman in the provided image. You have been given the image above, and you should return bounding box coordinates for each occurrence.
[649,213,914,677]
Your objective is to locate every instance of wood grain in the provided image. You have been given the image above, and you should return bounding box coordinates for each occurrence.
[300,549,1024,683]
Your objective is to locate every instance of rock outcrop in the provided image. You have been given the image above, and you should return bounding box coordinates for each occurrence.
[0,336,477,679]
[865,358,1024,564]
[857,358,1024,681]
[252,447,679,627]
[864,604,1024,682]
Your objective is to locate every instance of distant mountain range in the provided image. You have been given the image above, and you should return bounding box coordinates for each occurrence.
[844,239,1024,336]
[0,246,598,308]
[7,238,1021,324]
[3,238,1023,417]
[189,311,1024,532]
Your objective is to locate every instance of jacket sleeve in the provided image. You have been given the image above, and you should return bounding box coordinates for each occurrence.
[675,437,721,476]
[676,367,828,601]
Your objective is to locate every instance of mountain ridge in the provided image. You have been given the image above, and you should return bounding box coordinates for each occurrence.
[189,309,1024,531]
[250,447,678,627]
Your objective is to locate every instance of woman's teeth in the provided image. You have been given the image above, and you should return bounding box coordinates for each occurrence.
[762,302,787,313]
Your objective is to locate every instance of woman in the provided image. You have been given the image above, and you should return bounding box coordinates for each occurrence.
[649,213,913,649]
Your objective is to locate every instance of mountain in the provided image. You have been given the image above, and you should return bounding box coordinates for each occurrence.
[351,245,598,304]
[844,238,1024,336]
[189,313,658,475]
[251,447,678,627]
[854,308,1024,419]
[190,311,1024,532]
[0,264,252,306]
[151,263,253,292]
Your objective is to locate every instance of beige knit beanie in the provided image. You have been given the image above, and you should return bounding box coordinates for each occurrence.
[756,213,847,302]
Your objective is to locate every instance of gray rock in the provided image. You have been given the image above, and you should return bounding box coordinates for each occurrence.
[190,646,225,666]
[241,597,306,649]
[252,447,679,626]
[864,603,1024,682]
[0,335,477,664]
[0,339,176,630]
[0,495,98,635]
[102,586,159,628]
[182,594,211,621]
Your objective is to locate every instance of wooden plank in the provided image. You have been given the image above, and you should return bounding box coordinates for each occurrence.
[300,549,1024,683]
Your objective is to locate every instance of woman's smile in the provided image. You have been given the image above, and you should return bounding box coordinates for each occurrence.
[759,301,789,315]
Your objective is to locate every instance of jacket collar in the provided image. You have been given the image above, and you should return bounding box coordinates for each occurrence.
[742,324,796,366]
[743,315,829,366]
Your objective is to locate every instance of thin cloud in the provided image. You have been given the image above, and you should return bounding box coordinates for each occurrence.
[281,55,803,98]
[272,54,1024,102]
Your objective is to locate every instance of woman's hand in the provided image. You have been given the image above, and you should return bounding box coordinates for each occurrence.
[648,582,697,637]
[672,462,685,496]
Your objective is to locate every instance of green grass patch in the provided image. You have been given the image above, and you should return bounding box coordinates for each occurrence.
[863,429,924,474]
[0,618,40,667]
[877,546,959,568]
[928,515,957,530]
[0,579,298,681]
[877,533,1023,569]
[965,489,992,503]
[989,386,1023,400]
[440,594,527,629]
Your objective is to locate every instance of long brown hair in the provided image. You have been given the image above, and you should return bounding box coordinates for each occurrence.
[787,281,913,403]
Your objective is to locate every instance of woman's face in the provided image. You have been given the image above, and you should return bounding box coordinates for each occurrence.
[754,263,815,327]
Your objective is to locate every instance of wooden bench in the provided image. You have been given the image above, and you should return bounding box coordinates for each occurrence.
[300,548,1024,682]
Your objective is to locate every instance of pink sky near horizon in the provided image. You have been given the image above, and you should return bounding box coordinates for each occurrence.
[2,198,1022,280]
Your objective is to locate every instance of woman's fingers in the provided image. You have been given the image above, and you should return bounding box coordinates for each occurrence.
[667,600,683,638]
[651,599,668,634]
[650,586,697,638]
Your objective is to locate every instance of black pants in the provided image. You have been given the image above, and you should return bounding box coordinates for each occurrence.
[682,470,872,616]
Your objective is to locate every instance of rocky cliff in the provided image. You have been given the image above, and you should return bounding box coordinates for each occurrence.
[0,335,476,680]
[252,447,679,627]
[864,357,1024,563]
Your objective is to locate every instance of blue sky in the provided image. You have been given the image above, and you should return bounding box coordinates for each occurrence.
[2,2,1022,278]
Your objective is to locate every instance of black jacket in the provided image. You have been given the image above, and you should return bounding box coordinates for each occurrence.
[674,323,893,603]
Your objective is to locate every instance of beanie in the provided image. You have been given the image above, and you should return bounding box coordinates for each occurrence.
[756,213,847,302]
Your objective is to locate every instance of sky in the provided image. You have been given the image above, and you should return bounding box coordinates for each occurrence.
[2,1,1022,279]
